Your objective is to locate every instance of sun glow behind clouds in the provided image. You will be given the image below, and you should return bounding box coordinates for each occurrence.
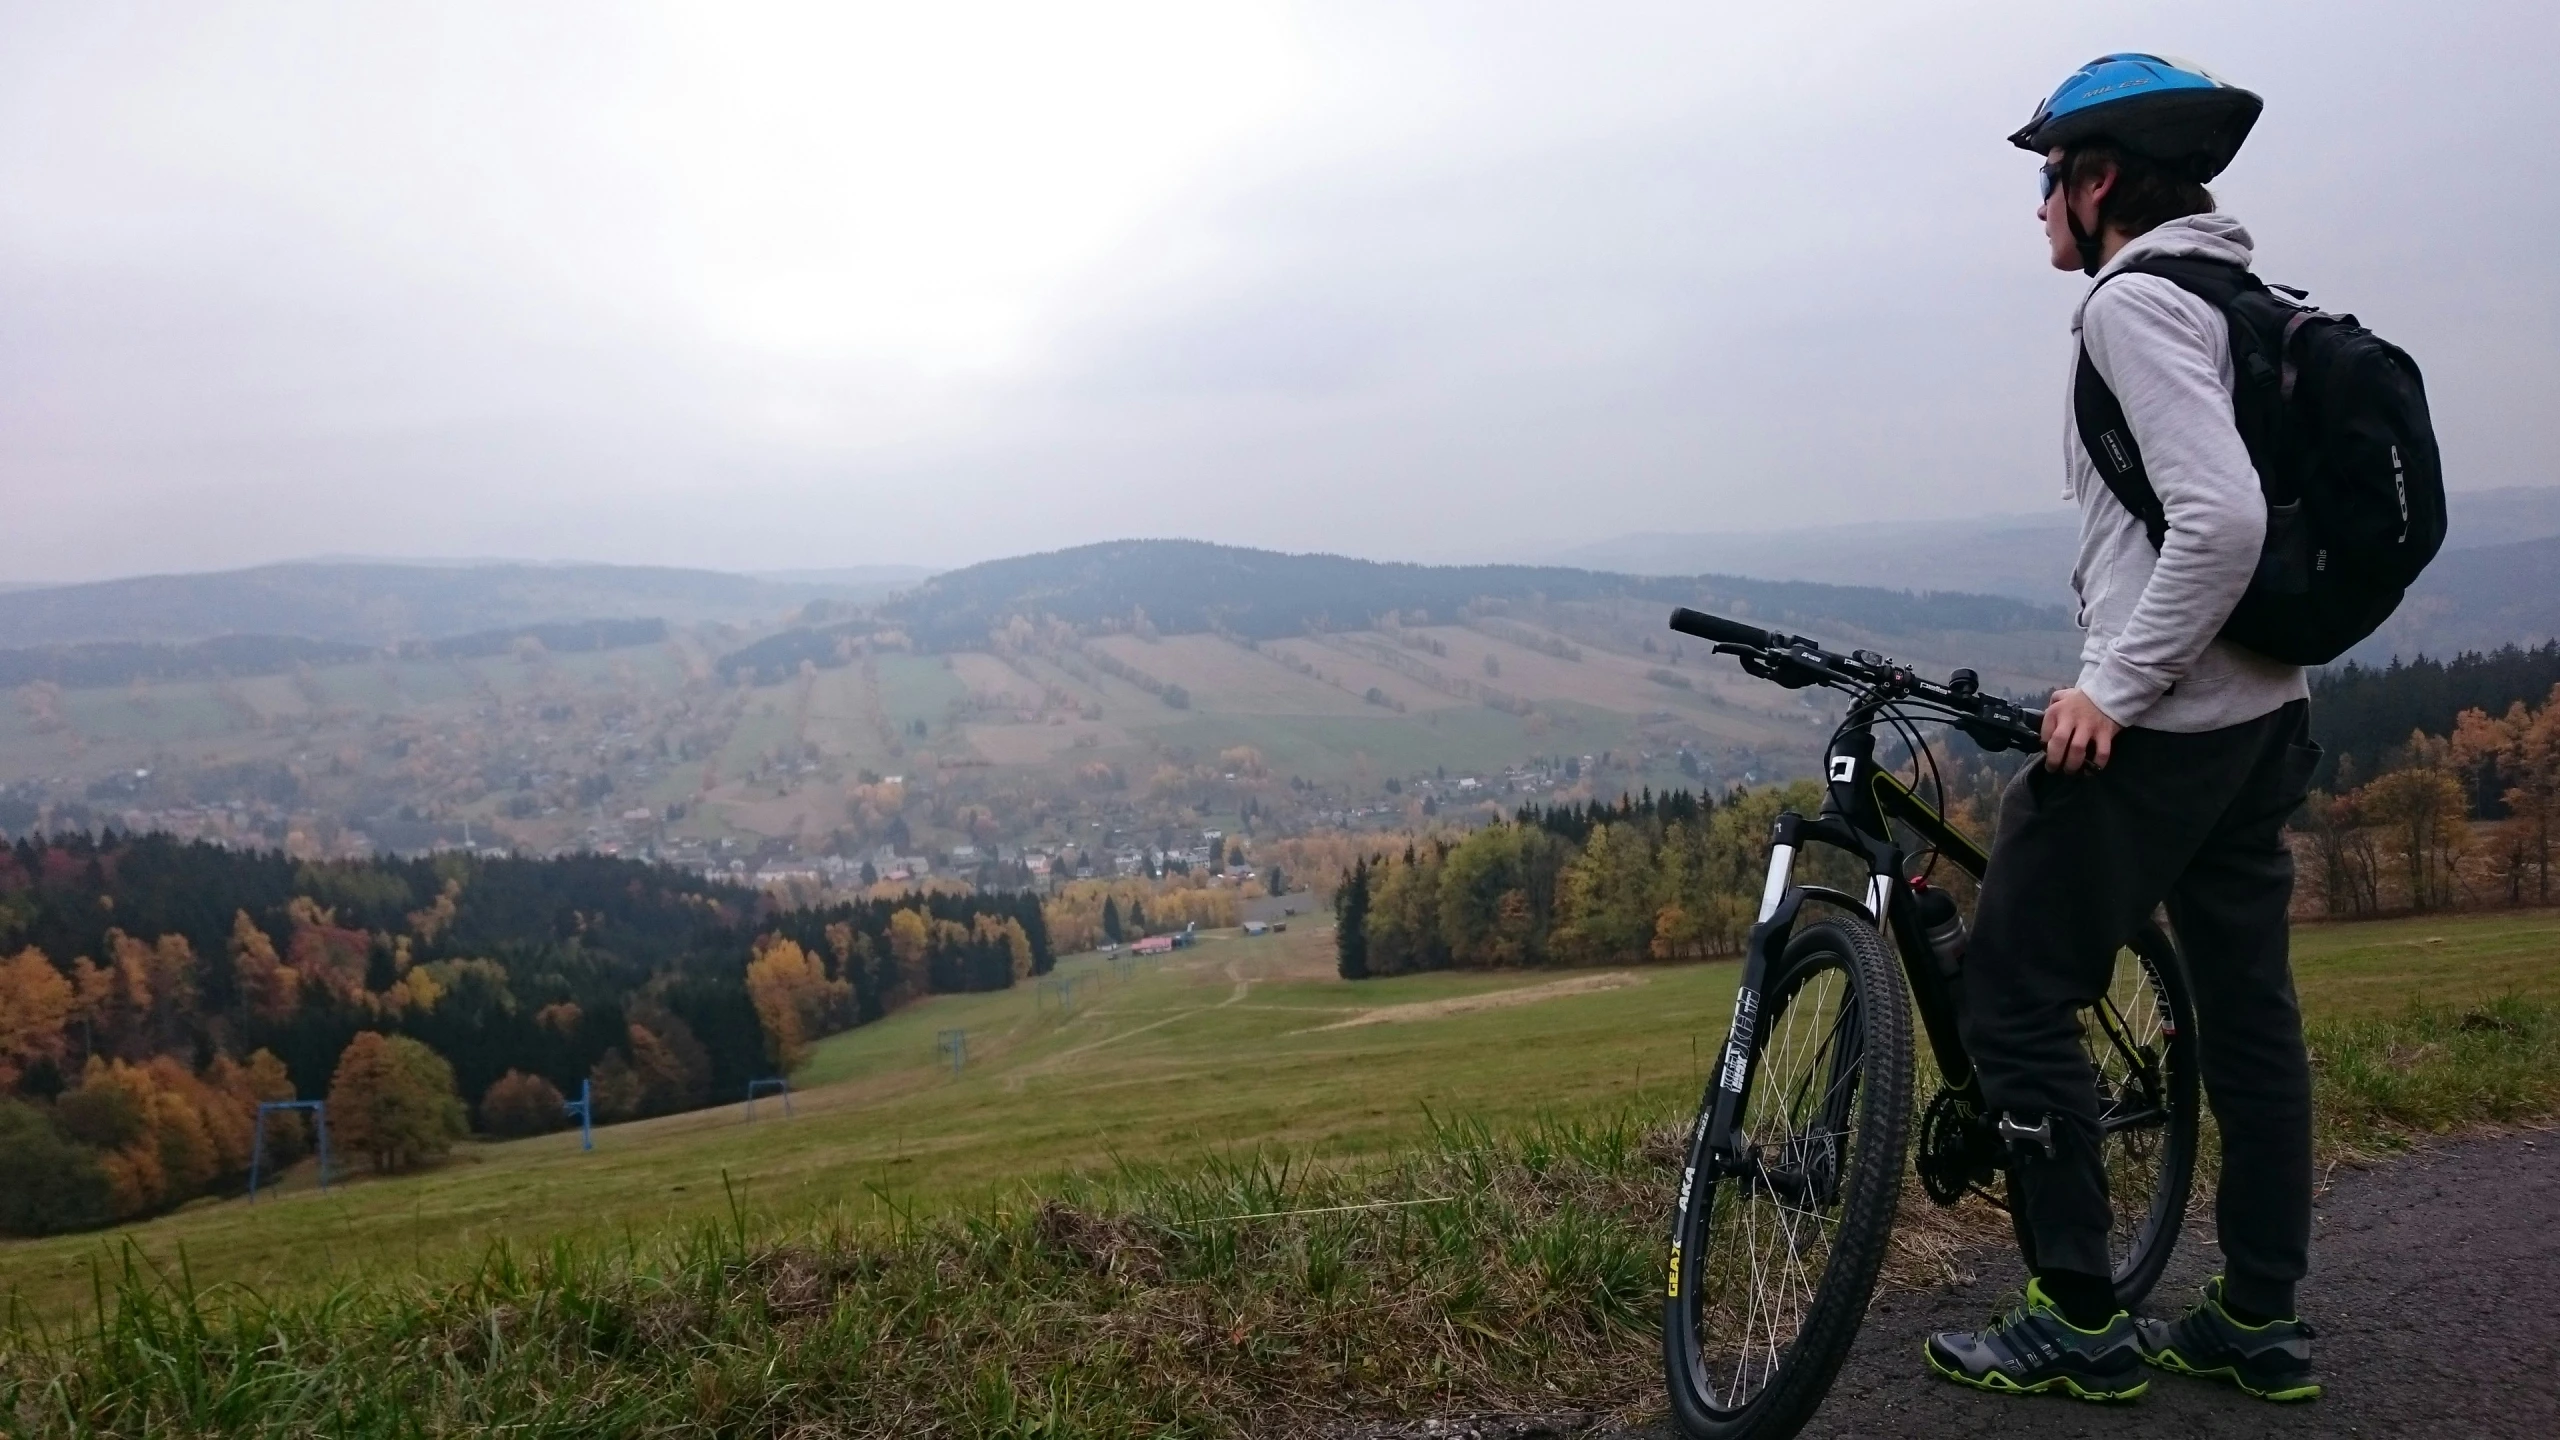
[651,2,1304,370]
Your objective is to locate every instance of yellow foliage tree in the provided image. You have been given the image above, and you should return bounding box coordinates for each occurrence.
[744,936,850,1069]
[228,911,301,1022]
[2360,738,2472,911]
[104,931,196,1054]
[972,914,1035,982]
[0,948,73,1091]
[886,909,932,1003]
[2450,684,2560,903]
[327,1031,466,1174]
[57,1054,255,1219]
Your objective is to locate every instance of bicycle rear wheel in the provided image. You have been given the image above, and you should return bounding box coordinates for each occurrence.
[2008,921,2199,1307]
[1664,918,1912,1440]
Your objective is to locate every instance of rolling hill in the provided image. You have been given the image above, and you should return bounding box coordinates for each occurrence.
[1548,488,2560,664]
[0,544,2085,863]
[1549,485,2560,619]
[10,523,2557,867]
[878,539,2063,650]
[0,561,925,648]
[2358,533,2560,662]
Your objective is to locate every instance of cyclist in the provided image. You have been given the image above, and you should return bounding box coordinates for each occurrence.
[1922,55,2324,1404]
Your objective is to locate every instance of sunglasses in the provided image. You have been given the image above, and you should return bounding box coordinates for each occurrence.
[2039,158,2067,200]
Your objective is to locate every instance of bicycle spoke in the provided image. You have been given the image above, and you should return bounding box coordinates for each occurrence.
[2073,945,2180,1273]
[1694,959,1863,1411]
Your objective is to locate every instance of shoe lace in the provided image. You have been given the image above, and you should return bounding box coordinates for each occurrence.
[1984,1289,2035,1337]
[2193,1295,2317,1341]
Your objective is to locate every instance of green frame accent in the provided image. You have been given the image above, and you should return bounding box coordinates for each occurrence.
[1872,770,1990,878]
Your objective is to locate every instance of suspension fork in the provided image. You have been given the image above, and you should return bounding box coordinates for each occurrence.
[1699,812,1809,1177]
[1698,717,1917,1176]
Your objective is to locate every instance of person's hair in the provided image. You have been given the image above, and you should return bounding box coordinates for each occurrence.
[2064,143,2215,237]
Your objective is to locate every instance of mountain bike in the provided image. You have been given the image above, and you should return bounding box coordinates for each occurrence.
[1658,608,2200,1440]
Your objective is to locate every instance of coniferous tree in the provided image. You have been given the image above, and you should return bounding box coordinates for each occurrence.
[1101,896,1122,944]
[1335,859,1372,980]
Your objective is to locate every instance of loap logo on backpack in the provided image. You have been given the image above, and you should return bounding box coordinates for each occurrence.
[2071,256,2445,665]
[2098,429,2135,476]
[2392,445,2409,542]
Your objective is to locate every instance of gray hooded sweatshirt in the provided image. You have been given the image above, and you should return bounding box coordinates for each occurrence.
[2066,213,2308,733]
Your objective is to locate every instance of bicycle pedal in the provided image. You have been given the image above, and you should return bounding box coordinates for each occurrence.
[1998,1111,2058,1161]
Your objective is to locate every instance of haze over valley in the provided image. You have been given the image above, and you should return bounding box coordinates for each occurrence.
[0,542,2079,874]
[11,481,2560,884]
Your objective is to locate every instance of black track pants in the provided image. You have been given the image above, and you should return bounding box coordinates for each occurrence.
[1961,699,2320,1320]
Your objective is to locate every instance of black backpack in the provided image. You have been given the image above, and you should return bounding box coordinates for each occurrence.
[2073,256,2444,666]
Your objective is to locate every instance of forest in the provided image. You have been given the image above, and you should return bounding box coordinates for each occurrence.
[2308,642,2560,788]
[0,834,1050,1235]
[1333,782,1865,979]
[2298,678,2560,916]
[1333,660,2560,977]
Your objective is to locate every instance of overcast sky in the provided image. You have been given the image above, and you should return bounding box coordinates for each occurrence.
[4,0,2553,584]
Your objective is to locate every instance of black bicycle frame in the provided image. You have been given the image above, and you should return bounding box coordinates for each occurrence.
[1694,719,1991,1181]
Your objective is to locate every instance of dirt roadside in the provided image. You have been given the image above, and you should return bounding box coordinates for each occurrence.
[1330,1127,2559,1440]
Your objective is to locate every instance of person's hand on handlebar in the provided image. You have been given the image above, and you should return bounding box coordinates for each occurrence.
[2040,688,2121,774]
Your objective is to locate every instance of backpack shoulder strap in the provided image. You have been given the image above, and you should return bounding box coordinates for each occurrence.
[2071,256,2256,552]
[2073,344,2167,550]
[2112,254,2255,306]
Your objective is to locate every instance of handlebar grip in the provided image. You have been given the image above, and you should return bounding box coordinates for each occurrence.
[1667,607,1775,649]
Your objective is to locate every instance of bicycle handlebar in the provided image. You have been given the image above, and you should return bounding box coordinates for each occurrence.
[1665,607,1779,651]
[1667,607,2045,754]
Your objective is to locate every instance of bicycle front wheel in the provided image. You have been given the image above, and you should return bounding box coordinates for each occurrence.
[1664,918,1912,1440]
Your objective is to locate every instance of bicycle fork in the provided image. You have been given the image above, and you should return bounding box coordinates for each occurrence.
[1670,826,1794,1300]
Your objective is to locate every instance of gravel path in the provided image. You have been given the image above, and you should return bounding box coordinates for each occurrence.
[1345,1127,2560,1440]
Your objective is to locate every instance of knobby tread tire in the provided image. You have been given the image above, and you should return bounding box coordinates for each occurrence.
[1664,916,1913,1440]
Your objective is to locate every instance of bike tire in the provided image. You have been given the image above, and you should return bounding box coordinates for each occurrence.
[2006,920,2200,1308]
[1664,917,1912,1440]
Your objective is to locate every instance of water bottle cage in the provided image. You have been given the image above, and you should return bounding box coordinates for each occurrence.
[1998,1111,2057,1162]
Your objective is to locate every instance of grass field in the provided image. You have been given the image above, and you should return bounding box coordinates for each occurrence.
[4,907,2556,1329]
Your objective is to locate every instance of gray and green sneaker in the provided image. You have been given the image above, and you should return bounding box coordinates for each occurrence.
[1923,1277,2149,1401]
[2135,1276,2321,1401]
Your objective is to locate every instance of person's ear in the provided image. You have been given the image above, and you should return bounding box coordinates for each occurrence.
[2073,162,2116,229]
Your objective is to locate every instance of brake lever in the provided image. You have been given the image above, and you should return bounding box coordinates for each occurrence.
[1956,710,2044,755]
[1733,647,1828,691]
[1957,717,2021,753]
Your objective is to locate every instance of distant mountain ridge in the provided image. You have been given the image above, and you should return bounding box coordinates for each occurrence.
[0,619,671,691]
[878,539,2068,651]
[2364,533,2560,662]
[12,494,2555,672]
[1548,486,2560,607]
[0,561,903,648]
[1547,487,2560,663]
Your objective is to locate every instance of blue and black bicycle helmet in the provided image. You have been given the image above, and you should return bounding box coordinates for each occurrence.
[2010,53,2261,178]
[2013,54,2261,272]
